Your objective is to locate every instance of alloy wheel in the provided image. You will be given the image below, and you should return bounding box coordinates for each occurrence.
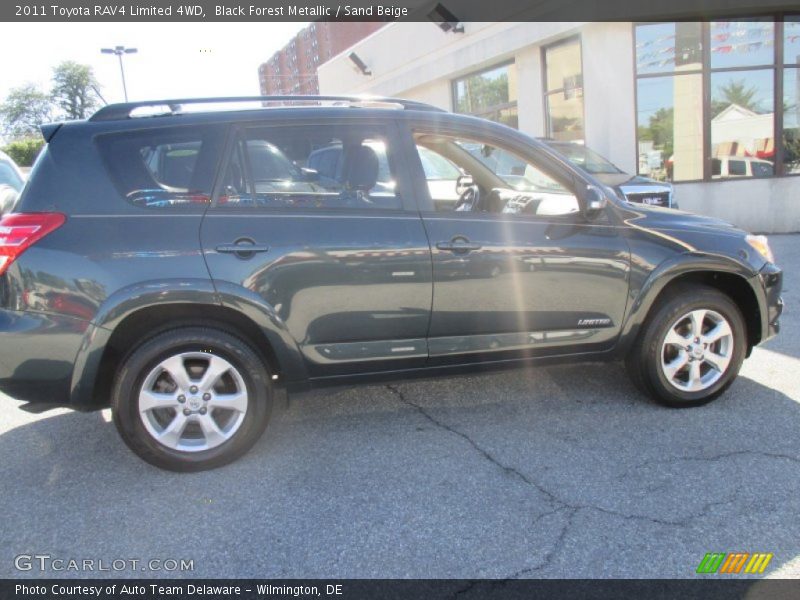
[138,352,248,452]
[660,309,734,393]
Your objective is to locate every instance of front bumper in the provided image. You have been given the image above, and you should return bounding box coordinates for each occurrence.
[758,263,783,343]
[0,309,89,405]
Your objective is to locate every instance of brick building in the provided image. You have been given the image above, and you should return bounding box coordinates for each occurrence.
[258,22,384,95]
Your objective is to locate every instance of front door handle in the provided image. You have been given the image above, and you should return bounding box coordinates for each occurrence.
[216,239,270,258]
[436,237,482,254]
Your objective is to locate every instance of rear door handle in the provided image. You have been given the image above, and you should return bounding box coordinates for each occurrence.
[436,238,482,253]
[216,240,270,257]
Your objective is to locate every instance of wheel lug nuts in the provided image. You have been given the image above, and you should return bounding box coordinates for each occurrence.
[183,408,191,416]
[203,393,211,401]
[178,395,186,403]
[190,386,198,394]
[199,407,207,415]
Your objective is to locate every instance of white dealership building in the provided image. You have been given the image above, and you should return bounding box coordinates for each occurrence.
[318,20,800,233]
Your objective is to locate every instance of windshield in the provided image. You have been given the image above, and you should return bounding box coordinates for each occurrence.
[457,141,567,193]
[547,143,624,175]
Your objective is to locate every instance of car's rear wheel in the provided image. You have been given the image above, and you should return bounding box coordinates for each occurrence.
[112,327,272,471]
[626,285,746,408]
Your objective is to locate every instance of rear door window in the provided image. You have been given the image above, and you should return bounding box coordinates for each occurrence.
[97,125,225,208]
[218,124,404,211]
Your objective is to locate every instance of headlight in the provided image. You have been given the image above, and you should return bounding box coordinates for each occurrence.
[746,234,774,263]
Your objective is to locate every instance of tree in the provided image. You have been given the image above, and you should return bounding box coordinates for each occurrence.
[0,84,53,140]
[711,79,760,117]
[456,73,510,114]
[641,107,674,162]
[51,61,100,120]
[2,137,45,167]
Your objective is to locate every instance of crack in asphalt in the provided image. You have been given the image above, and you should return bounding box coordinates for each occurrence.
[630,449,800,471]
[508,507,579,578]
[385,384,560,506]
[385,383,747,578]
[617,449,800,486]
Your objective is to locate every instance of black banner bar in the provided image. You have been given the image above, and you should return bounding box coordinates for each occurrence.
[2,0,800,22]
[4,579,800,600]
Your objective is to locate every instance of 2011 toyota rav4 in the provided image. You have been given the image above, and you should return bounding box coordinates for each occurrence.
[0,96,783,471]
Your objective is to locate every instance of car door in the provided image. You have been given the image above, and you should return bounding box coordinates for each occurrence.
[402,120,630,364]
[201,117,432,378]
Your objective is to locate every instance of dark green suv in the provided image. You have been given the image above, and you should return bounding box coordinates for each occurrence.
[0,96,783,471]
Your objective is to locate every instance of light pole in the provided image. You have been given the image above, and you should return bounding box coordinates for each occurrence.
[101,46,137,102]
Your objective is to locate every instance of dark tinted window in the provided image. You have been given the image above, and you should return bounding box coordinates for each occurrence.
[98,126,225,208]
[728,160,747,176]
[218,125,402,210]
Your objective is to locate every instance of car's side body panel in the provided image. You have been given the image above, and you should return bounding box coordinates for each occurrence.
[0,105,784,411]
[200,116,435,378]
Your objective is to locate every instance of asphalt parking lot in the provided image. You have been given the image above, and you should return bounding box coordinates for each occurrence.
[1,235,798,581]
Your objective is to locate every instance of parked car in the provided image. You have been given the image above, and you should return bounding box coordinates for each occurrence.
[0,150,26,215]
[541,140,677,209]
[0,150,25,192]
[0,96,782,471]
[711,156,774,179]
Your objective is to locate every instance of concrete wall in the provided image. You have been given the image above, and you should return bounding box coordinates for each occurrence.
[318,21,800,233]
[318,22,580,103]
[580,23,637,173]
[677,178,800,234]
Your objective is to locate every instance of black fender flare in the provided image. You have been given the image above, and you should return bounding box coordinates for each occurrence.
[616,252,763,356]
[69,278,307,406]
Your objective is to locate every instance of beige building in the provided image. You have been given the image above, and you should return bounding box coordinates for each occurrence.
[318,20,800,233]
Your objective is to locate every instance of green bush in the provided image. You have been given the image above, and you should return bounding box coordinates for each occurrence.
[3,137,45,167]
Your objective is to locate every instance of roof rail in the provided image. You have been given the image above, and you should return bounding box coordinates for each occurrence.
[89,95,447,121]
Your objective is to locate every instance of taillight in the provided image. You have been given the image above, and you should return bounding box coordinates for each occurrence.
[0,213,66,275]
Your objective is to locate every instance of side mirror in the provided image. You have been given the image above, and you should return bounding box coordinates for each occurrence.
[583,186,607,219]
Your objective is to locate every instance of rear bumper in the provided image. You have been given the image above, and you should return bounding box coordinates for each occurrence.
[757,263,783,343]
[0,309,90,405]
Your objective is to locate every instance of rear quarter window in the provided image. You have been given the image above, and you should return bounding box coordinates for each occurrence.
[96,125,225,208]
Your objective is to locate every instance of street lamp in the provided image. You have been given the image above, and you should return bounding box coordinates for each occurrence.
[101,46,138,102]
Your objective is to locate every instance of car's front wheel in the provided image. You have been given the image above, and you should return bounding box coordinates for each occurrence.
[112,327,272,471]
[626,285,747,408]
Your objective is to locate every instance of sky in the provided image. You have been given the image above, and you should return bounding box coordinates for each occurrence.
[0,22,307,108]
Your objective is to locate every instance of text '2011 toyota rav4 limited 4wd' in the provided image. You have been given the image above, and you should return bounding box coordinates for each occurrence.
[0,96,783,471]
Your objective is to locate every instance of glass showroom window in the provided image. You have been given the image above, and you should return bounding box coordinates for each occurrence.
[453,62,519,129]
[635,22,703,181]
[543,38,585,142]
[636,18,799,181]
[710,21,775,179]
[784,18,800,174]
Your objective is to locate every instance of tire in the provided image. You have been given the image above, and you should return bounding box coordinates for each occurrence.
[112,327,272,471]
[626,285,747,408]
